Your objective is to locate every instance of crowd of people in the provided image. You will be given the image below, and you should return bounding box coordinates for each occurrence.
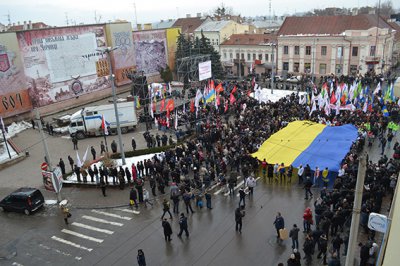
[53,72,400,265]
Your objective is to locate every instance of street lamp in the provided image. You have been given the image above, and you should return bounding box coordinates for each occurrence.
[271,42,276,94]
[97,46,126,166]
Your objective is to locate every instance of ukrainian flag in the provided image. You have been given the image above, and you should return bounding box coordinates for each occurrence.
[251,120,358,172]
[382,106,390,117]
[204,89,216,103]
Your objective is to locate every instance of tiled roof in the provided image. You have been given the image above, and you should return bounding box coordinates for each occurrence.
[278,14,392,36]
[7,22,48,31]
[152,19,176,29]
[220,33,277,45]
[172,17,208,34]
[194,20,232,32]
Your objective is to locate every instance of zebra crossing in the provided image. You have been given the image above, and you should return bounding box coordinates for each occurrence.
[11,207,141,265]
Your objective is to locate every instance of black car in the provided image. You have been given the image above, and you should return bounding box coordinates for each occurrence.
[0,188,45,215]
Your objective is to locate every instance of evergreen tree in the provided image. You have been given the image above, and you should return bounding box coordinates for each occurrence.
[159,65,173,83]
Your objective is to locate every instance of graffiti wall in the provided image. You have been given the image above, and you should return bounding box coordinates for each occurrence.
[106,23,136,86]
[132,30,167,76]
[17,26,110,107]
[0,33,32,118]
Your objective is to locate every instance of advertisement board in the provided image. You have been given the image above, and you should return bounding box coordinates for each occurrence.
[132,30,167,76]
[199,60,212,81]
[42,167,63,193]
[0,33,32,117]
[106,23,136,86]
[17,26,110,107]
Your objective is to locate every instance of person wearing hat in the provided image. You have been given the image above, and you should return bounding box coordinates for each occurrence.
[317,234,328,265]
[287,253,300,266]
[137,249,146,266]
[162,218,173,241]
[177,213,189,238]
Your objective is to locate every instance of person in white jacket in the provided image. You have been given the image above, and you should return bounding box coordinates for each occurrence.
[245,175,257,197]
[297,164,304,184]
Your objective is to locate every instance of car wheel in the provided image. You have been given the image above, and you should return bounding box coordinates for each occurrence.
[121,127,128,134]
[76,131,85,140]
[24,209,30,215]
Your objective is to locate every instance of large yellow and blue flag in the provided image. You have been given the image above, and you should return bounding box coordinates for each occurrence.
[204,89,216,103]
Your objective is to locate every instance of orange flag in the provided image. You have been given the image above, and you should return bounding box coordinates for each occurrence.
[216,83,224,93]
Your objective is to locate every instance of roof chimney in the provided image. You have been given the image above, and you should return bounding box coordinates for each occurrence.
[23,21,27,30]
[29,20,32,29]
[186,14,191,18]
[17,21,20,25]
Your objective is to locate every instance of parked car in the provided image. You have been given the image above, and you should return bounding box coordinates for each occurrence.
[274,76,284,82]
[287,76,301,83]
[0,188,44,215]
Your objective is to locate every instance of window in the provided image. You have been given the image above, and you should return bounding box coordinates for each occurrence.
[258,54,262,60]
[350,65,358,74]
[319,63,327,75]
[265,54,269,61]
[294,62,299,72]
[247,53,251,61]
[336,64,342,75]
[236,53,240,59]
[283,46,289,55]
[77,121,83,126]
[211,39,214,45]
[283,62,289,71]
[321,46,327,56]
[230,53,233,59]
[305,46,311,55]
[223,52,227,59]
[216,39,219,45]
[294,46,300,55]
[337,46,343,58]
[304,63,311,73]
[253,54,256,60]
[370,46,376,56]
[352,47,358,57]
[271,54,274,62]
[241,53,244,59]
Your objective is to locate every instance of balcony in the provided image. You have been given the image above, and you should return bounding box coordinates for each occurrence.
[365,56,381,63]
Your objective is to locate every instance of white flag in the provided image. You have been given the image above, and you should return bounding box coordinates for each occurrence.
[195,89,203,108]
[309,100,316,116]
[174,110,178,130]
[150,100,154,118]
[168,82,172,95]
[82,146,89,162]
[76,150,82,167]
[374,82,381,95]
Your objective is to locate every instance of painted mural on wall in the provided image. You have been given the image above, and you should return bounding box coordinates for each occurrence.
[106,23,136,86]
[0,33,33,118]
[17,26,110,107]
[132,30,167,76]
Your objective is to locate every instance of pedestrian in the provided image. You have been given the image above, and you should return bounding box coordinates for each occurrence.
[183,191,194,214]
[298,164,304,184]
[238,187,246,208]
[287,254,300,266]
[332,234,343,258]
[100,181,107,197]
[322,167,329,188]
[136,178,144,202]
[59,158,66,175]
[303,207,313,233]
[130,187,138,208]
[88,166,94,183]
[228,175,236,196]
[74,164,82,182]
[273,163,279,181]
[100,141,106,154]
[68,155,74,171]
[131,137,136,151]
[287,165,293,183]
[161,198,173,219]
[273,212,285,239]
[327,252,341,266]
[304,176,313,200]
[93,165,99,184]
[317,234,328,265]
[205,189,212,209]
[143,188,153,207]
[233,207,245,234]
[177,213,189,238]
[279,163,286,183]
[60,203,71,225]
[162,218,173,241]
[50,124,54,135]
[381,136,387,155]
[293,248,301,263]
[31,118,35,129]
[111,140,117,153]
[72,135,78,150]
[245,175,256,197]
[303,234,314,264]
[137,249,146,266]
[289,224,300,249]
[125,167,132,184]
[313,166,320,185]
[149,174,157,196]
[91,146,96,161]
[359,242,370,266]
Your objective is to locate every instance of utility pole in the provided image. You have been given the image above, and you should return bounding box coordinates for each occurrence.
[133,1,138,30]
[35,108,62,202]
[100,46,126,165]
[345,151,367,266]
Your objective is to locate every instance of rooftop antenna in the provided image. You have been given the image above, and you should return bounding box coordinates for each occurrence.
[5,11,11,25]
[94,10,102,23]
[65,12,69,26]
[269,0,272,29]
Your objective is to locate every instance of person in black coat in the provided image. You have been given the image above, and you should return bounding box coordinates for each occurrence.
[74,165,81,182]
[177,213,189,237]
[162,218,173,241]
[91,146,96,161]
[131,137,136,151]
[111,140,117,153]
[137,249,146,266]
[68,155,74,171]
[125,167,132,184]
[235,207,245,233]
[130,188,138,208]
[59,158,66,175]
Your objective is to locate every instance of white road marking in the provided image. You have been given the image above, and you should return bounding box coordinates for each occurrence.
[115,208,140,214]
[72,222,114,235]
[214,176,242,195]
[51,236,93,252]
[224,180,245,196]
[82,215,124,226]
[39,243,72,258]
[236,177,261,196]
[12,263,24,266]
[91,210,132,220]
[61,136,71,139]
[61,229,104,243]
